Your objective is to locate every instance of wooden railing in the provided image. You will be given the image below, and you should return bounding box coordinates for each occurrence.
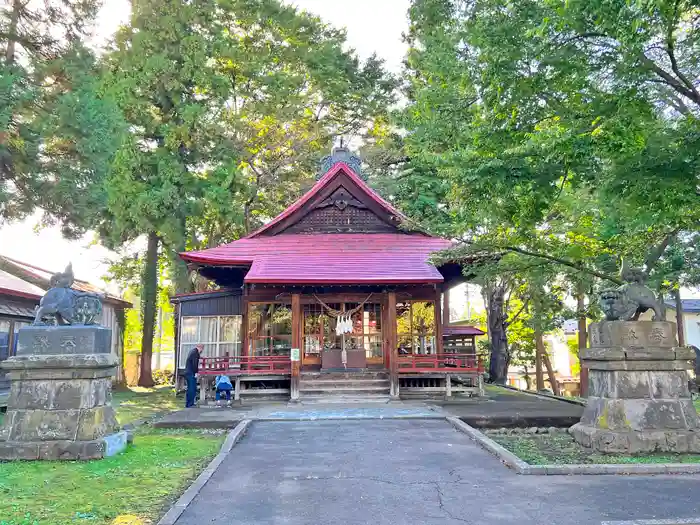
[396,352,486,373]
[199,356,291,375]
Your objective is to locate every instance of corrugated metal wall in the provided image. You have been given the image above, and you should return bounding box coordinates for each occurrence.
[179,293,243,317]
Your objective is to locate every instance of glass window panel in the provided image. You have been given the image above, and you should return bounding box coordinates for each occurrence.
[271,305,292,336]
[345,336,362,351]
[366,304,381,334]
[12,321,29,356]
[199,317,218,343]
[366,335,382,358]
[218,343,240,358]
[248,304,266,338]
[396,302,411,335]
[304,335,322,355]
[0,319,10,362]
[218,316,241,343]
[397,335,412,354]
[197,343,218,358]
[181,317,199,344]
[413,335,435,355]
[412,302,435,335]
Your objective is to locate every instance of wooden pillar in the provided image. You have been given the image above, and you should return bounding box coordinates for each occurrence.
[442,286,450,326]
[234,376,241,404]
[290,293,301,402]
[241,287,249,359]
[434,287,444,355]
[387,291,399,400]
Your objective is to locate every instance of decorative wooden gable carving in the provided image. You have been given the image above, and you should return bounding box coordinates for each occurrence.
[259,165,405,236]
[285,185,397,234]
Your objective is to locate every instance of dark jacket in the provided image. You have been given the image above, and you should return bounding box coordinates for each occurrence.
[184,347,201,376]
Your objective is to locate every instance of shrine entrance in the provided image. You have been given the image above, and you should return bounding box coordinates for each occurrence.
[301,298,383,371]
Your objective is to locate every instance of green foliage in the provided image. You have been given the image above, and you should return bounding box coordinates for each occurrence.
[566,336,581,377]
[0,2,125,230]
[401,0,700,280]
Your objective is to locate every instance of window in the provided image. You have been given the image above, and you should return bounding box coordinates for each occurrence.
[0,319,10,363]
[397,301,436,355]
[179,315,242,367]
[303,303,339,358]
[248,303,292,356]
[12,321,29,356]
[302,302,383,360]
[346,302,382,359]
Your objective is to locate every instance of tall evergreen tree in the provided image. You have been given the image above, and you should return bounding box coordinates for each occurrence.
[102,0,395,385]
[0,0,124,230]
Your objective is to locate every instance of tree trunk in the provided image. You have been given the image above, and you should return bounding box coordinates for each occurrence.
[542,348,561,396]
[5,0,20,65]
[138,231,159,388]
[657,290,667,320]
[673,288,685,346]
[576,289,588,397]
[168,214,191,294]
[535,327,545,391]
[484,283,508,384]
[522,365,532,391]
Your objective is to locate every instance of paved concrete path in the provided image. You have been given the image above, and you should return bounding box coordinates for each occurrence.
[175,419,700,525]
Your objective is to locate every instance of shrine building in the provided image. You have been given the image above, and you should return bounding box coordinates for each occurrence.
[174,149,485,402]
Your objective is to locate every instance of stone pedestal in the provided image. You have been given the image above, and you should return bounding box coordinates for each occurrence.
[0,326,126,461]
[571,321,700,454]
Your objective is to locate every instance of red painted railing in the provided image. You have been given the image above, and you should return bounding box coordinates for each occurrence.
[199,356,291,375]
[396,353,486,373]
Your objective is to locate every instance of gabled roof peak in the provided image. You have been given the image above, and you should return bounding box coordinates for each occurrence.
[246,160,412,238]
[319,146,364,180]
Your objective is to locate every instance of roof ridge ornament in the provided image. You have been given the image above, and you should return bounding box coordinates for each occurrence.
[319,145,365,180]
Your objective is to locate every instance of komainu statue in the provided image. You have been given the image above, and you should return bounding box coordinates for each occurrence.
[599,259,664,321]
[32,263,103,325]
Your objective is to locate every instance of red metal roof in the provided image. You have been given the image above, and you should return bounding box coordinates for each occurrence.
[0,255,131,307]
[181,159,453,284]
[444,325,486,336]
[183,233,453,284]
[246,162,410,238]
[0,269,44,300]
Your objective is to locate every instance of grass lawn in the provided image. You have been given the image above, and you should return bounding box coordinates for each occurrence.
[694,397,700,414]
[491,432,700,465]
[0,428,226,525]
[112,386,180,425]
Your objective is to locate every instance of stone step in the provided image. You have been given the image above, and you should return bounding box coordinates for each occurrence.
[300,395,390,404]
[301,372,389,380]
[300,379,389,388]
[299,386,390,395]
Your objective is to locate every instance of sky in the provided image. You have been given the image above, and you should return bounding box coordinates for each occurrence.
[0,0,411,290]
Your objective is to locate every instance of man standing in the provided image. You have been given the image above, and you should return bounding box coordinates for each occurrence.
[184,344,203,408]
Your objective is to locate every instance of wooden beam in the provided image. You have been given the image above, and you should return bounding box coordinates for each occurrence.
[387,291,399,399]
[291,293,301,402]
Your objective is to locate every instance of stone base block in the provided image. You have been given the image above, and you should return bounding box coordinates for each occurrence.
[0,431,128,461]
[570,422,700,454]
[16,325,112,356]
[2,405,119,441]
[580,396,699,431]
